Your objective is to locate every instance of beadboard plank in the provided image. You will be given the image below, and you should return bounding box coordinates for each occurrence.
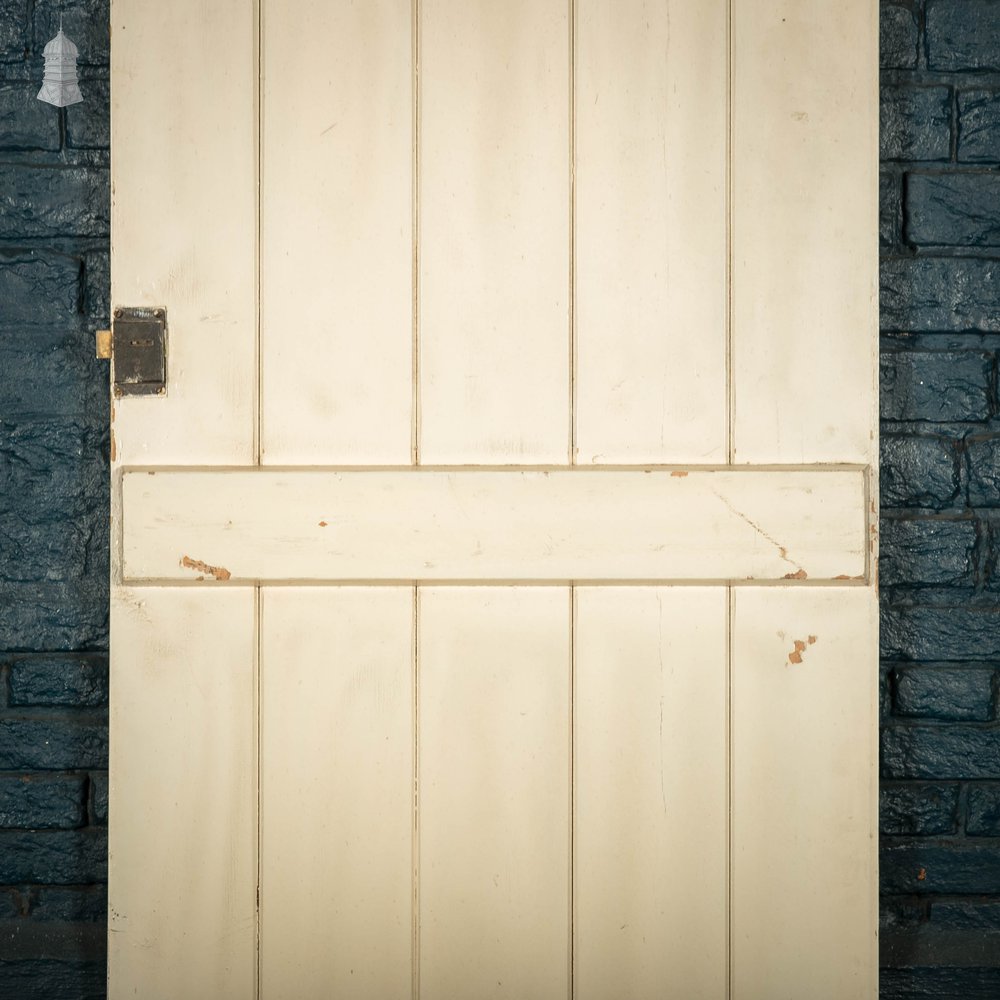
[574,587,727,998]
[732,586,878,998]
[259,588,413,998]
[260,0,413,465]
[419,0,570,463]
[575,0,728,464]
[418,587,571,997]
[732,0,878,464]
[108,588,256,1000]
[121,467,867,583]
[110,0,256,467]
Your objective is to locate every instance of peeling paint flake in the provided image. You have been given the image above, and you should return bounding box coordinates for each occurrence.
[180,555,232,581]
[788,635,818,665]
[783,568,808,580]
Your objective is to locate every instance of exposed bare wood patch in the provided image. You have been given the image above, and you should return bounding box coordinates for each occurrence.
[318,521,328,527]
[783,569,808,580]
[788,635,818,664]
[670,470,689,478]
[179,555,231,581]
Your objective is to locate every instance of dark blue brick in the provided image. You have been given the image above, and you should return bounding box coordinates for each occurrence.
[881,897,927,930]
[83,251,108,324]
[0,718,107,770]
[0,581,108,651]
[882,604,1000,660]
[907,173,1000,247]
[0,252,82,328]
[0,166,109,240]
[881,435,960,508]
[882,723,1000,778]
[0,829,106,883]
[880,519,976,587]
[969,437,1000,505]
[880,350,992,422]
[88,773,106,826]
[32,0,109,67]
[882,87,952,162]
[0,775,85,830]
[927,0,1000,72]
[0,0,28,61]
[0,83,60,151]
[893,665,994,720]
[881,2,920,69]
[881,172,902,248]
[0,959,106,1000]
[9,658,108,708]
[968,784,1000,834]
[931,900,1000,929]
[882,840,1000,893]
[65,79,108,150]
[881,257,1000,332]
[958,90,1000,162]
[882,967,1000,999]
[26,886,106,922]
[881,782,959,834]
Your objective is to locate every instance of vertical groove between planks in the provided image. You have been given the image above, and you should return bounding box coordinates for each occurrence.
[412,585,421,1000]
[568,0,577,467]
[726,585,734,1000]
[726,0,735,466]
[254,585,262,999]
[569,585,576,999]
[412,0,422,468]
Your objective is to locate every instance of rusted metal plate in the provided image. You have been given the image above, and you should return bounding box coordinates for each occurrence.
[112,307,166,396]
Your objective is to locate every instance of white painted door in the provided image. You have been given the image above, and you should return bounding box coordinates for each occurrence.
[108,2,878,998]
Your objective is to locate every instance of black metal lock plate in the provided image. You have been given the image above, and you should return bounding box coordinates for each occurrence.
[112,307,166,396]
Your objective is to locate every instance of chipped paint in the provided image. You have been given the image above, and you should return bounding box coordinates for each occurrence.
[788,635,818,664]
[783,569,808,580]
[180,555,232,581]
[670,470,689,478]
[318,521,328,527]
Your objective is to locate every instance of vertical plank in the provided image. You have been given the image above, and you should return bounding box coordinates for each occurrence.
[259,588,413,998]
[260,0,413,465]
[110,0,257,467]
[732,0,878,464]
[732,587,877,998]
[419,0,570,463]
[419,588,571,997]
[574,587,727,999]
[108,588,256,1000]
[575,0,728,464]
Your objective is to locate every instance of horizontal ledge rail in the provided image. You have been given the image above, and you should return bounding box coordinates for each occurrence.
[121,467,870,585]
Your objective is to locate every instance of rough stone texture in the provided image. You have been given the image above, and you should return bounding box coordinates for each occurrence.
[881,257,1000,332]
[88,774,106,826]
[882,724,1000,778]
[0,582,108,652]
[8,658,109,708]
[0,0,28,62]
[0,83,60,151]
[0,718,107,771]
[881,435,961,507]
[967,785,1000,835]
[880,518,977,587]
[882,968,1000,1000]
[932,900,1000,928]
[967,437,1000,506]
[0,167,109,240]
[880,349,992,422]
[23,887,106,923]
[65,80,109,150]
[0,830,106,885]
[881,171,902,248]
[927,0,1000,71]
[882,604,1000,661]
[958,90,1000,163]
[882,841,1000,893]
[0,775,86,830]
[907,173,1000,247]
[881,2,920,69]
[0,960,106,1000]
[881,782,960,834]
[892,665,995,720]
[0,252,82,328]
[882,87,952,161]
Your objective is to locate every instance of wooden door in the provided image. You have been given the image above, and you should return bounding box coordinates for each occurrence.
[108,1,878,998]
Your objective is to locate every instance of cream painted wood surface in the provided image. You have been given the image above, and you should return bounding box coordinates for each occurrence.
[110,0,878,996]
[122,467,868,583]
[418,588,572,997]
[108,589,256,999]
[259,589,413,998]
[574,587,728,998]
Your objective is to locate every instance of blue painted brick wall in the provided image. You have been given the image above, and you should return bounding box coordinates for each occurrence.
[880,0,1000,994]
[0,0,109,995]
